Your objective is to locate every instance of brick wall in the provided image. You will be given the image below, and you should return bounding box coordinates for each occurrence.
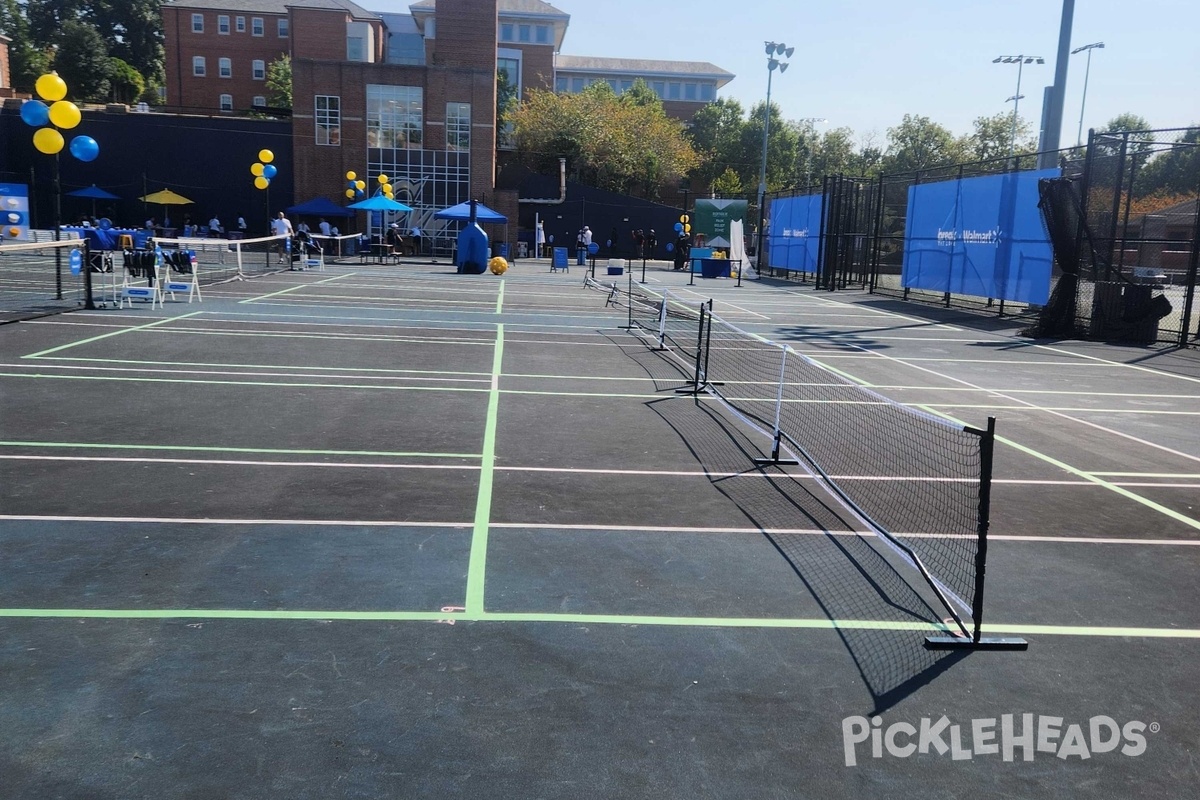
[0,39,10,90]
[162,6,288,112]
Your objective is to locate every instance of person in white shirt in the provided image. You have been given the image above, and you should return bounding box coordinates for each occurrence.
[271,212,294,262]
[237,215,247,233]
[208,216,222,237]
[297,221,310,234]
[318,218,332,237]
[410,225,423,257]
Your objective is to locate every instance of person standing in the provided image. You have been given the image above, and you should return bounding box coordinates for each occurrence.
[271,212,294,262]
[237,214,247,234]
[318,218,332,237]
[410,224,423,257]
[535,220,545,258]
[208,215,223,237]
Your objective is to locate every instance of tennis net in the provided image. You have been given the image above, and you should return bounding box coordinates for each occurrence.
[0,238,88,319]
[599,280,1012,648]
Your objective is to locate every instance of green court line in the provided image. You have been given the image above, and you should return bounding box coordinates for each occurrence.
[0,607,1194,638]
[0,440,481,459]
[496,279,505,314]
[239,272,353,304]
[465,324,503,615]
[0,372,489,393]
[21,312,205,359]
[26,357,490,377]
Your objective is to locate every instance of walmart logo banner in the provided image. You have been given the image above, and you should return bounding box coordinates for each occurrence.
[767,193,824,274]
[902,168,1059,304]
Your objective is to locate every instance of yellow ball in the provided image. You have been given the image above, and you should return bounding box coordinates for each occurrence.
[33,127,64,154]
[488,256,509,275]
[254,176,270,190]
[345,171,357,181]
[251,162,265,176]
[259,149,274,163]
[48,100,81,129]
[36,73,67,102]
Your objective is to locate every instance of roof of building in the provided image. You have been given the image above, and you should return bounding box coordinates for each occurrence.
[164,0,378,19]
[555,55,735,86]
[409,0,568,17]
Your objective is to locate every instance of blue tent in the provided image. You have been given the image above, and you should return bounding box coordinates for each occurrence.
[287,197,355,218]
[347,195,414,212]
[66,185,120,201]
[434,201,507,223]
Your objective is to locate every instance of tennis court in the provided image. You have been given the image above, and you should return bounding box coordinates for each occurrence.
[0,259,1197,797]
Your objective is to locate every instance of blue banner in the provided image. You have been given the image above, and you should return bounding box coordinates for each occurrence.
[767,193,823,273]
[902,168,1059,304]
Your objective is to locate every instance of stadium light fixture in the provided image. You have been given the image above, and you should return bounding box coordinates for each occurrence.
[994,54,1045,159]
[1070,42,1105,147]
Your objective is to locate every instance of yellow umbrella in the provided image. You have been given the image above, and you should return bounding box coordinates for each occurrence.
[139,188,194,205]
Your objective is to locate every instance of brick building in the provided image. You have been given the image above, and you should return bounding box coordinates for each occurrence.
[0,34,11,94]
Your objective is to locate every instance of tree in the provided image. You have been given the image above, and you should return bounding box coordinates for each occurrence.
[87,0,165,84]
[0,0,50,91]
[810,126,858,180]
[512,83,698,199]
[967,111,1036,164]
[1138,128,1200,196]
[54,20,111,101]
[266,55,292,109]
[882,114,968,174]
[740,100,799,196]
[711,167,743,198]
[108,57,145,104]
[687,97,746,191]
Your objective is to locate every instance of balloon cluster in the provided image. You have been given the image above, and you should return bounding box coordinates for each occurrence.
[376,174,396,200]
[674,213,692,236]
[21,73,99,162]
[344,171,366,199]
[250,149,277,190]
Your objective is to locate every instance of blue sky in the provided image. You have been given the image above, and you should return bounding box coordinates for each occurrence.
[371,0,1199,145]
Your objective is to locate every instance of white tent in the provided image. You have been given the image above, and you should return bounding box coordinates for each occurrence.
[729,219,755,280]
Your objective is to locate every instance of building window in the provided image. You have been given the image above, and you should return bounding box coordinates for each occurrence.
[607,79,618,91]
[620,80,633,92]
[535,25,550,44]
[668,82,681,100]
[499,23,514,41]
[251,17,263,36]
[315,95,341,146]
[446,102,470,151]
[518,24,531,42]
[684,83,697,101]
[701,84,714,101]
[555,76,567,93]
[366,85,423,149]
[497,54,521,96]
[192,56,206,77]
[191,13,203,33]
[252,96,266,108]
[236,16,245,32]
[252,60,265,80]
[347,37,364,61]
[218,58,232,77]
[218,15,230,34]
[278,18,288,37]
[570,77,583,92]
[219,94,233,111]
[651,81,665,99]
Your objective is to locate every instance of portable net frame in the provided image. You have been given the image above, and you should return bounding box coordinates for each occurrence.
[0,238,89,316]
[598,280,1025,650]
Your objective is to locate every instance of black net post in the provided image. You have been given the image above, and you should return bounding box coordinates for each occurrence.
[82,240,96,310]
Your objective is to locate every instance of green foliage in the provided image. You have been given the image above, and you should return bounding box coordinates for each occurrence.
[740,100,798,194]
[54,20,111,101]
[0,0,50,91]
[512,85,698,199]
[687,97,747,191]
[967,111,1036,163]
[711,167,742,197]
[883,114,968,173]
[266,55,292,110]
[108,57,145,104]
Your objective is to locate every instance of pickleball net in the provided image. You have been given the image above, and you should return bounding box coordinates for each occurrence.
[594,280,1018,648]
[0,238,88,316]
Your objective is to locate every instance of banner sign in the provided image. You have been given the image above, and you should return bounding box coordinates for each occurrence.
[766,193,823,273]
[902,168,1059,304]
[0,183,31,241]
[693,199,747,248]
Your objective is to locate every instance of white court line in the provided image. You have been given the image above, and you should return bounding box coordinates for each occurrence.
[1,514,1197,546]
[0,362,492,383]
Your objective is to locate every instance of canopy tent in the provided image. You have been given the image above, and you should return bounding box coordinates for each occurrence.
[347,195,414,212]
[139,188,193,206]
[286,197,355,218]
[434,201,507,223]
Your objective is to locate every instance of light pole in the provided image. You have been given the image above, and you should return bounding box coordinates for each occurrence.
[1071,42,1105,147]
[755,41,792,268]
[993,55,1044,159]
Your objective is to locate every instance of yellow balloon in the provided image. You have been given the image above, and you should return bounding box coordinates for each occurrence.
[254,176,270,190]
[251,162,265,176]
[355,180,366,190]
[33,127,64,155]
[377,174,389,184]
[345,171,357,181]
[684,224,691,233]
[345,189,355,199]
[36,73,67,102]
[259,149,274,164]
[680,215,690,223]
[48,101,81,129]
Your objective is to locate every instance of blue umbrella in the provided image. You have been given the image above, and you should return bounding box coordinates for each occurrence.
[347,194,413,212]
[434,200,507,223]
[287,196,355,218]
[66,185,121,218]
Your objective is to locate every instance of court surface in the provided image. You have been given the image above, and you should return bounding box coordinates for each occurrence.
[1,259,1198,798]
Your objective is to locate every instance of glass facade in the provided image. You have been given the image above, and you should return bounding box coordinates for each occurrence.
[366,85,423,149]
[446,102,471,152]
[316,96,341,146]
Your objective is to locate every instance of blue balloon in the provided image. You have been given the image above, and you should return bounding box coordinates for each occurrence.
[20,100,50,128]
[69,135,99,162]
[666,242,675,253]
[263,164,278,179]
[674,222,683,232]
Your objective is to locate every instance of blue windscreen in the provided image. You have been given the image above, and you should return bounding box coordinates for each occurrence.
[767,193,823,273]
[902,168,1059,304]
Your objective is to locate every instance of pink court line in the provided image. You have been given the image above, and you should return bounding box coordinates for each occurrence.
[0,515,1196,546]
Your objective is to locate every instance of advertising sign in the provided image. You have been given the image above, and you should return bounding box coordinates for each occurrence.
[693,199,748,248]
[766,193,823,274]
[0,183,31,241]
